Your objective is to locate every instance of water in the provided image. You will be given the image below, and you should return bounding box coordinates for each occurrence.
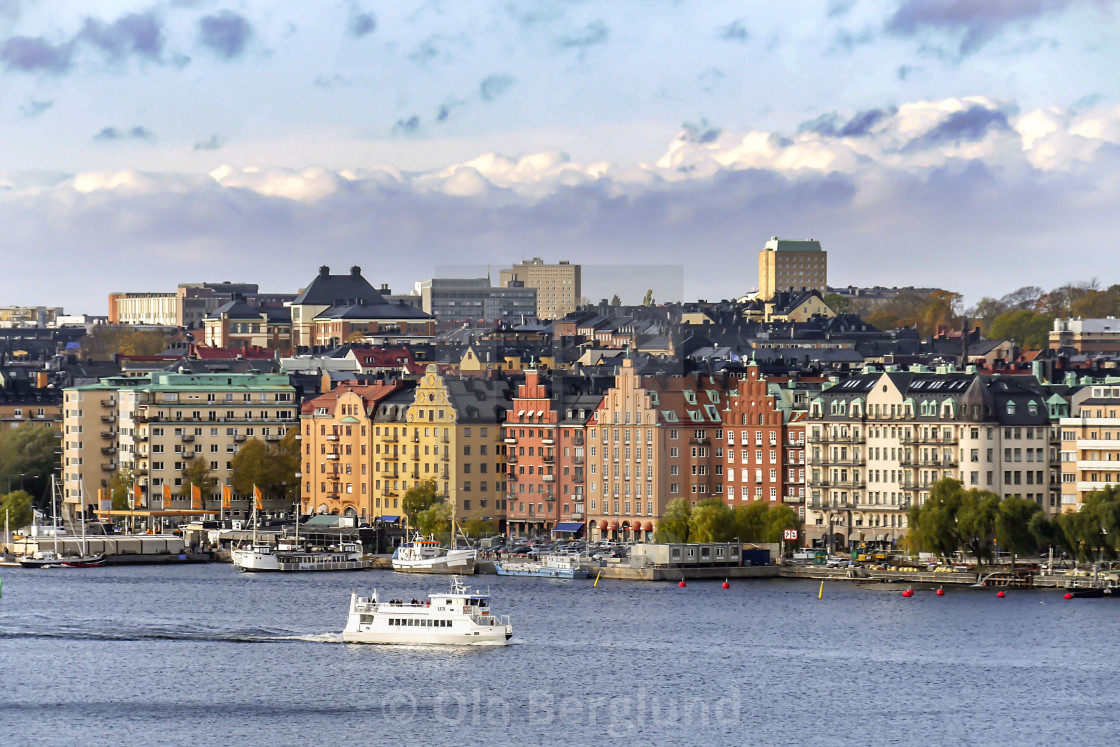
[1,565,1118,746]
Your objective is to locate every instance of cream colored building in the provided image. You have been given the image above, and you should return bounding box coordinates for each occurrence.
[1059,384,1120,511]
[806,368,1058,549]
[499,258,582,320]
[64,372,297,518]
[757,237,827,301]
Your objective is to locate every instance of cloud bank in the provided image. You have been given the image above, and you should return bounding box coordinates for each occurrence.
[1,96,1118,311]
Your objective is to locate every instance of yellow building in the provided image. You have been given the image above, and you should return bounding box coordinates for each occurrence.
[499,258,581,321]
[401,366,511,526]
[757,237,827,301]
[1060,385,1120,511]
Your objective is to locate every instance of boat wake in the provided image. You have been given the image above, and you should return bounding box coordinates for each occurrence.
[0,622,344,645]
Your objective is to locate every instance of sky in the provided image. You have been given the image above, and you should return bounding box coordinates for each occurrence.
[1,0,1119,314]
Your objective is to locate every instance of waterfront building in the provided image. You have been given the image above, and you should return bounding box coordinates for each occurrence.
[63,372,297,518]
[299,380,413,521]
[757,237,828,301]
[499,258,582,320]
[585,359,728,541]
[805,368,1056,549]
[1059,383,1120,511]
[722,363,812,519]
[394,366,511,528]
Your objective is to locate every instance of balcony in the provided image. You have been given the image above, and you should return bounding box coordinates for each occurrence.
[782,494,802,504]
[808,432,862,445]
[101,398,116,407]
[182,434,195,442]
[570,511,584,520]
[504,437,517,444]
[133,467,148,476]
[542,437,555,446]
[808,478,865,489]
[819,454,866,467]
[900,434,954,446]
[507,472,518,482]
[101,462,117,472]
[101,430,116,439]
[542,454,555,464]
[542,474,555,482]
[101,446,115,455]
[572,473,584,484]
[573,435,585,446]
[574,455,584,465]
[326,434,339,442]
[326,454,339,460]
[234,434,246,442]
[506,452,518,463]
[100,415,115,423]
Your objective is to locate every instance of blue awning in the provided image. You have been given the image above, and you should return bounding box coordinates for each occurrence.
[552,521,585,533]
[378,515,401,523]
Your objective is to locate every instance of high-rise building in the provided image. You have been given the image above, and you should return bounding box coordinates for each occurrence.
[499,259,581,320]
[417,278,536,328]
[757,237,827,301]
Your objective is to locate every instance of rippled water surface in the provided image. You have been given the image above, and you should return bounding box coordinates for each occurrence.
[2,564,1118,746]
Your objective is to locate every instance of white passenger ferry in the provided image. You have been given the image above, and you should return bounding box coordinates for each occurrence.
[342,577,513,645]
[232,540,365,572]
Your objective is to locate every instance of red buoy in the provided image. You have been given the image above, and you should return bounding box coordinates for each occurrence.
[722,581,730,589]
[902,588,914,598]
[936,588,944,596]
[997,591,1006,598]
[1064,592,1073,600]
[679,580,686,588]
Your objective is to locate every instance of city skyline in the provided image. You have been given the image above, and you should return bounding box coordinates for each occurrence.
[1,1,1118,312]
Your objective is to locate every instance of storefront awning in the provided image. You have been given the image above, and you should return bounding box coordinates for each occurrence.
[378,515,401,523]
[552,521,585,533]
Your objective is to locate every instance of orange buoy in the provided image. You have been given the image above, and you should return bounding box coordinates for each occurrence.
[1064,592,1073,600]
[997,591,1006,598]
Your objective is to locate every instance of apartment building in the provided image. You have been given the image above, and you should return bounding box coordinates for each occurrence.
[585,359,728,541]
[757,237,827,301]
[202,299,293,353]
[108,282,268,328]
[499,259,582,320]
[299,380,413,521]
[722,364,811,517]
[806,369,1056,549]
[417,278,537,328]
[63,372,297,517]
[1049,317,1120,355]
[1060,384,1120,510]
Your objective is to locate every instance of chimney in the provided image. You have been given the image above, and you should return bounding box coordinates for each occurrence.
[350,266,362,277]
[319,265,330,277]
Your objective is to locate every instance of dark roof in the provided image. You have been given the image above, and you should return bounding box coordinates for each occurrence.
[292,266,387,306]
[314,302,433,321]
[206,299,263,320]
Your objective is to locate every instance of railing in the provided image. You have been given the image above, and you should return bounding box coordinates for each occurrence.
[542,474,555,482]
[326,434,339,441]
[182,434,195,442]
[542,438,555,445]
[808,478,865,489]
[808,432,862,444]
[100,415,114,423]
[900,434,954,446]
[234,434,246,442]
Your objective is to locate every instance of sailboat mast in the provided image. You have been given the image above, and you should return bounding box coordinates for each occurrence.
[52,476,59,554]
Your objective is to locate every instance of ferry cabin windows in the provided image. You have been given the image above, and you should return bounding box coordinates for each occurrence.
[388,618,452,627]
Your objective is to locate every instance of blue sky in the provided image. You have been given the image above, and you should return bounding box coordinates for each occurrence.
[1,0,1119,312]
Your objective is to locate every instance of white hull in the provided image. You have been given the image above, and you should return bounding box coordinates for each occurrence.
[391,544,476,574]
[232,544,365,572]
[342,579,512,646]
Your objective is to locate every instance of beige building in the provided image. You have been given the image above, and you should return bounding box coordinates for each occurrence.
[1060,384,1120,510]
[757,237,827,301]
[63,372,297,518]
[499,258,582,320]
[806,368,1059,549]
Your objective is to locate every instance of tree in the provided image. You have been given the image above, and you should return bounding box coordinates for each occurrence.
[642,289,655,307]
[990,309,1052,348]
[1,490,34,530]
[822,293,852,314]
[0,422,62,507]
[760,505,801,543]
[182,457,219,507]
[654,497,691,543]
[967,297,1008,335]
[415,501,452,538]
[610,294,622,307]
[462,517,494,538]
[957,489,1000,565]
[109,469,133,511]
[995,496,1042,565]
[731,502,770,543]
[865,309,900,332]
[80,325,176,360]
[230,431,300,501]
[1071,289,1120,319]
[919,290,964,335]
[403,479,443,525]
[689,499,734,542]
[904,478,964,557]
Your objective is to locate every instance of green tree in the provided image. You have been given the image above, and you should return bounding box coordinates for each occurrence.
[109,469,133,511]
[904,478,964,557]
[654,497,691,543]
[462,517,494,538]
[995,496,1042,565]
[610,294,622,307]
[990,309,1052,348]
[1028,512,1070,560]
[1,490,35,531]
[415,501,452,538]
[402,479,444,525]
[0,422,62,506]
[731,501,770,543]
[80,325,177,360]
[967,297,1009,335]
[230,438,272,497]
[957,489,1000,565]
[689,498,734,542]
[182,457,219,507]
[760,504,801,543]
[642,289,655,307]
[919,290,963,335]
[822,293,852,314]
[1071,289,1120,319]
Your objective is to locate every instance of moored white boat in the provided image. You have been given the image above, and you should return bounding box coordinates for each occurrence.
[495,553,589,579]
[391,533,476,574]
[232,540,365,572]
[342,576,512,645]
